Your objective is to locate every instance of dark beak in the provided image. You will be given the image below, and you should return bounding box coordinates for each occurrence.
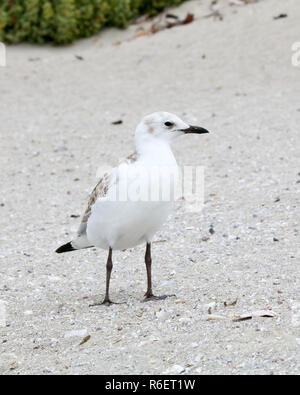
[181,125,210,134]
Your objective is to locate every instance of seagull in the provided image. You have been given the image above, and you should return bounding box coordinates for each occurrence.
[56,112,209,305]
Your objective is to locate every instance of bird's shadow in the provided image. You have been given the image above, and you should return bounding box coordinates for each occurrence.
[87,292,176,307]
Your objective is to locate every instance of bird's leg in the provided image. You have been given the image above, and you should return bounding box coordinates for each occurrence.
[143,242,175,302]
[144,242,154,298]
[102,247,113,305]
[89,247,115,307]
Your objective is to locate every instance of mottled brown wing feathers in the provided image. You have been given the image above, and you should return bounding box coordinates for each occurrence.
[124,151,138,164]
[81,172,111,226]
[78,152,139,236]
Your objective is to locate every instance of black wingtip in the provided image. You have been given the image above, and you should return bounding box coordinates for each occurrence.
[56,242,76,254]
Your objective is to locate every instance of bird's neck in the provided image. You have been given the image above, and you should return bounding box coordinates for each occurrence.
[136,136,177,166]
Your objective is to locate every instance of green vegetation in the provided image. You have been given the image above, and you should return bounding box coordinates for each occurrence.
[0,0,186,44]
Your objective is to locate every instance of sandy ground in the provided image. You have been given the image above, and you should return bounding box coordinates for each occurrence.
[0,0,300,375]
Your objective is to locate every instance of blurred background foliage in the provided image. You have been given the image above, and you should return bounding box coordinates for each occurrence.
[0,0,186,44]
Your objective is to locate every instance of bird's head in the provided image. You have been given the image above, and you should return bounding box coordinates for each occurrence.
[135,112,209,145]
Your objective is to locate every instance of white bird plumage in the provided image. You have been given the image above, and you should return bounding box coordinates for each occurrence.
[56,112,209,304]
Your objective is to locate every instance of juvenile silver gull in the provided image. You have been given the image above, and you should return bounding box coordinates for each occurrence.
[56,112,209,305]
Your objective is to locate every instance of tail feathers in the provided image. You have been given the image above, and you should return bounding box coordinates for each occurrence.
[56,242,76,254]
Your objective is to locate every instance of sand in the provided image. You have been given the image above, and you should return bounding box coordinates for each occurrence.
[0,0,299,375]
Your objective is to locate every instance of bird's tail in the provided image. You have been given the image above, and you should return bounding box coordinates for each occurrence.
[56,242,76,254]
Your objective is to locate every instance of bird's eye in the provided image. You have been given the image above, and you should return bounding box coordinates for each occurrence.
[164,121,174,127]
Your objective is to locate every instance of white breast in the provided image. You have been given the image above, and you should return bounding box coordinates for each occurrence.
[87,142,178,251]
